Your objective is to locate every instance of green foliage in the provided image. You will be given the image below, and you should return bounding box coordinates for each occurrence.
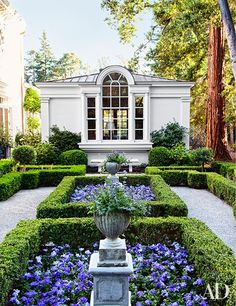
[145,166,204,175]
[24,88,40,113]
[2,217,235,305]
[15,131,41,148]
[105,151,129,164]
[59,150,88,165]
[0,159,15,176]
[53,53,82,79]
[170,144,191,165]
[36,143,59,165]
[157,170,189,186]
[49,126,81,154]
[12,145,36,165]
[187,171,207,189]
[148,147,172,166]
[0,172,22,200]
[151,122,187,149]
[20,171,40,189]
[191,147,214,171]
[90,183,146,217]
[26,116,40,132]
[0,128,12,149]
[212,161,236,180]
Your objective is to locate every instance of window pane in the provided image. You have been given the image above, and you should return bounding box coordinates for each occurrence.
[103,75,112,85]
[110,72,120,80]
[88,120,96,129]
[103,129,111,140]
[103,98,110,107]
[88,130,96,140]
[135,108,143,118]
[135,130,143,140]
[135,96,144,107]
[112,86,119,96]
[87,97,95,107]
[135,119,143,129]
[119,75,128,85]
[120,130,128,140]
[88,109,95,118]
[121,97,128,107]
[120,86,128,96]
[112,98,119,107]
[102,86,110,96]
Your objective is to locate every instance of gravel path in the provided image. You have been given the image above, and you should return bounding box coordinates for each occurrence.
[0,188,55,242]
[171,187,236,254]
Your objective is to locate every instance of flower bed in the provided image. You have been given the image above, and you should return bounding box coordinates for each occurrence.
[70,184,156,202]
[37,175,187,218]
[0,217,235,305]
[10,242,207,306]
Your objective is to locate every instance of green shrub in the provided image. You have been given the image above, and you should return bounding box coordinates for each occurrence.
[212,161,236,180]
[15,131,41,147]
[12,145,36,165]
[191,147,214,171]
[150,121,187,148]
[59,150,87,165]
[170,144,191,165]
[158,170,189,186]
[0,217,235,306]
[0,172,22,200]
[206,173,236,209]
[36,142,59,165]
[21,171,40,189]
[49,126,81,154]
[0,159,15,176]
[37,175,188,219]
[145,166,204,175]
[187,171,207,189]
[148,147,172,166]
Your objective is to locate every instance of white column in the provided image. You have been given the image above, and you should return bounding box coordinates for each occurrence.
[181,97,190,148]
[96,93,101,141]
[128,92,134,141]
[41,97,50,141]
[143,92,150,141]
[81,93,87,142]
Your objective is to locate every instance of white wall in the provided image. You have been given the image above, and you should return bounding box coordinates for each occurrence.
[49,98,82,135]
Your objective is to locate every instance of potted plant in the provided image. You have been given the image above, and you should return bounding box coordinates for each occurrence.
[90,182,146,248]
[104,151,129,175]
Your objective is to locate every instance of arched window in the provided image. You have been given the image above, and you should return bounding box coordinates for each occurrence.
[102,73,128,140]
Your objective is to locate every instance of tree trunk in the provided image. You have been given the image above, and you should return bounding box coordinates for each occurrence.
[218,0,236,81]
[206,25,231,160]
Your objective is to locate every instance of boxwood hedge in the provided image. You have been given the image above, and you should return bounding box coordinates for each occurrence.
[37,175,188,218]
[0,159,15,176]
[213,161,236,180]
[0,217,235,305]
[0,165,86,201]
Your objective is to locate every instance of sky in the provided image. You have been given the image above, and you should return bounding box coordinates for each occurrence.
[10,0,153,72]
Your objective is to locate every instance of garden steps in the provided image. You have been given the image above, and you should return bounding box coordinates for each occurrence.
[0,187,55,242]
[171,186,236,253]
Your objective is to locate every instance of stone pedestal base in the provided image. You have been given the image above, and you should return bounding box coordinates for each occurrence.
[89,253,133,306]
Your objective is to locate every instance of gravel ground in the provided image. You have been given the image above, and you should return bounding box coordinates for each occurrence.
[0,187,55,242]
[172,187,236,254]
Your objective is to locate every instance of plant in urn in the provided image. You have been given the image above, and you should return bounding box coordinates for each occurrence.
[104,152,128,183]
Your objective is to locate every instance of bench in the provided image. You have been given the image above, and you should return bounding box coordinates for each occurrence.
[90,158,139,173]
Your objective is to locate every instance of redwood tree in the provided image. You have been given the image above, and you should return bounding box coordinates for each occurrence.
[206,25,231,160]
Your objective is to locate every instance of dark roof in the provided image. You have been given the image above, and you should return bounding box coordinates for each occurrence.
[48,72,184,84]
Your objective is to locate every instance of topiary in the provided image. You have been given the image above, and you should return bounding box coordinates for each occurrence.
[59,150,87,165]
[191,147,214,171]
[148,147,172,166]
[49,126,81,154]
[12,145,36,165]
[151,121,187,149]
[170,144,191,165]
[36,143,59,165]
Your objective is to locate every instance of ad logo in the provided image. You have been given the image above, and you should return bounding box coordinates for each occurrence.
[204,283,230,300]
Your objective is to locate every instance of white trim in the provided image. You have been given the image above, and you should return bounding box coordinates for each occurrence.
[96,65,135,85]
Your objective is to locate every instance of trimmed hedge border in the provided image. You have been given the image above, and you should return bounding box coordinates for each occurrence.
[213,161,236,180]
[0,159,15,176]
[145,165,211,175]
[0,165,86,201]
[36,175,188,218]
[0,217,235,305]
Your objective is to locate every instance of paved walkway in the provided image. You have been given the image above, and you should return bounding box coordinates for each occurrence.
[0,188,55,242]
[172,187,236,254]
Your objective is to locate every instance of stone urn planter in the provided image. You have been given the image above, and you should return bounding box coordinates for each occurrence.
[94,212,130,248]
[105,162,121,175]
